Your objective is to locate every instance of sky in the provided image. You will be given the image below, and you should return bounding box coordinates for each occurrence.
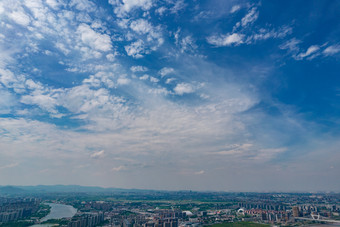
[0,0,339,192]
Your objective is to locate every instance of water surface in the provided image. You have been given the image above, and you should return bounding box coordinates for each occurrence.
[40,203,77,222]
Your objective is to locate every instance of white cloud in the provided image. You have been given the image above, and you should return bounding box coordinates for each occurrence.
[109,0,153,17]
[169,0,186,14]
[90,150,105,158]
[55,42,71,55]
[241,7,258,27]
[194,170,205,175]
[297,45,320,59]
[249,26,292,42]
[8,10,31,26]
[214,143,253,155]
[0,2,4,14]
[323,45,340,56]
[77,24,112,52]
[20,93,60,115]
[165,78,175,84]
[112,165,126,172]
[0,90,16,114]
[155,6,167,16]
[159,67,174,77]
[230,5,241,14]
[130,19,153,34]
[131,65,148,72]
[117,77,131,85]
[129,19,163,50]
[45,0,60,10]
[0,163,19,170]
[106,53,116,62]
[125,40,146,58]
[70,0,96,12]
[139,74,149,80]
[147,87,169,95]
[279,38,301,53]
[179,35,197,53]
[207,33,245,46]
[251,148,287,161]
[149,76,159,83]
[173,83,195,95]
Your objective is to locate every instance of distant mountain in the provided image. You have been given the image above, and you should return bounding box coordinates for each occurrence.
[0,185,158,194]
[0,186,26,194]
[17,185,115,193]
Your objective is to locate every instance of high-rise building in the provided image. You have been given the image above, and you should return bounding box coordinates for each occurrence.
[292,206,300,217]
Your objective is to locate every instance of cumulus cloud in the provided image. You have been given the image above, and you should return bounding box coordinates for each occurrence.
[165,78,176,84]
[70,0,96,12]
[130,19,153,34]
[149,76,159,83]
[207,33,245,46]
[106,53,116,61]
[117,77,131,85]
[155,6,167,16]
[131,65,148,72]
[139,74,149,80]
[77,24,112,52]
[109,0,153,17]
[45,0,60,10]
[20,93,60,115]
[125,40,146,58]
[159,67,174,77]
[8,10,31,26]
[173,83,195,95]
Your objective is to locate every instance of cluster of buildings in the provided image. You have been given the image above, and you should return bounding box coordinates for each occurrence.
[106,209,191,227]
[0,192,339,227]
[236,202,340,225]
[0,197,40,224]
[291,204,339,218]
[68,212,105,227]
[238,202,287,211]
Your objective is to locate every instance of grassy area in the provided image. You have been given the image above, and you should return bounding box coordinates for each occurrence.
[207,222,269,227]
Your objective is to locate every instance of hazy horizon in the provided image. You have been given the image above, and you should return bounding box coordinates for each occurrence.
[0,0,339,192]
[1,184,340,193]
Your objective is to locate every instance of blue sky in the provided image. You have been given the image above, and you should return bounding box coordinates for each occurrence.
[0,0,339,191]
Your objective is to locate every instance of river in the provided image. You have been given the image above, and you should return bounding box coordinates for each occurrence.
[40,203,77,222]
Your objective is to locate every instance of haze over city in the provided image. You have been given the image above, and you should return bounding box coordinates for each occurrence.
[0,0,339,192]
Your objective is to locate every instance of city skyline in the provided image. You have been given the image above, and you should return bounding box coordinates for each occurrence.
[0,0,339,191]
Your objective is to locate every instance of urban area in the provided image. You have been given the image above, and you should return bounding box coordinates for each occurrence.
[0,186,339,227]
